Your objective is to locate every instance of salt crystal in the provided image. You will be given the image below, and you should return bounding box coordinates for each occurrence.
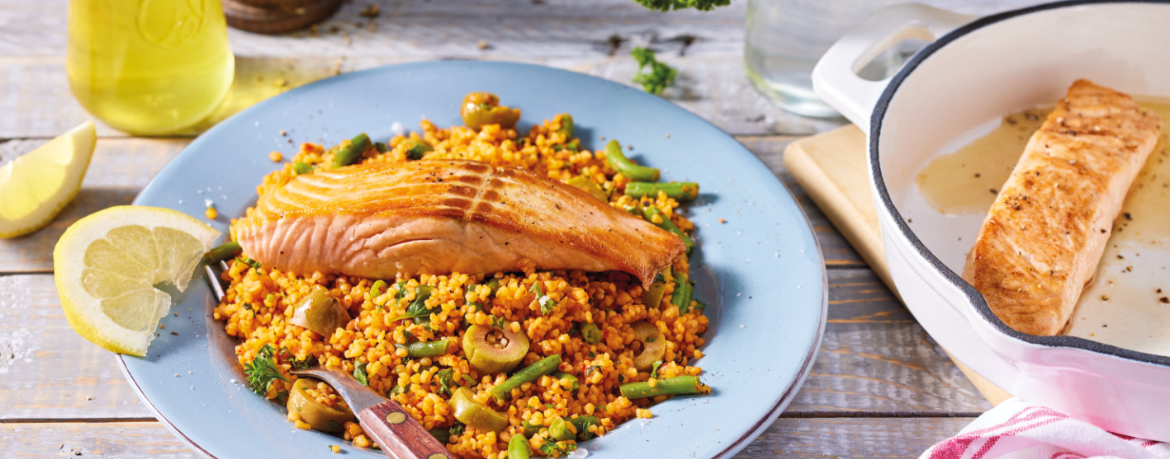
[567,448,589,458]
[204,199,214,207]
[391,122,406,136]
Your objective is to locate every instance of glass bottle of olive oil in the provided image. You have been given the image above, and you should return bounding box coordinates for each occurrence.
[67,0,234,135]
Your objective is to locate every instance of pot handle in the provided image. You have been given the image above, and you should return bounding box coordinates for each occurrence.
[812,4,977,132]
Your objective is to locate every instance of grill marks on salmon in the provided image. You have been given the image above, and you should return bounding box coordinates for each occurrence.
[962,80,1162,336]
[234,159,685,287]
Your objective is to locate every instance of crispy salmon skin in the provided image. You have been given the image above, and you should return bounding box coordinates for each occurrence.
[234,159,684,287]
[962,80,1162,335]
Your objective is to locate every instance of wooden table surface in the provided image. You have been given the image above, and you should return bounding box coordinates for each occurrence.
[0,0,991,457]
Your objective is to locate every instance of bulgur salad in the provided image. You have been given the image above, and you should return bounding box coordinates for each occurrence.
[208,93,710,458]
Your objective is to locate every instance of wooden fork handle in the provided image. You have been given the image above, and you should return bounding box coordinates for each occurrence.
[358,400,451,459]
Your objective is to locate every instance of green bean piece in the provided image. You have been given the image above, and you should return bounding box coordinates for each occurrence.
[429,428,452,444]
[567,416,600,440]
[670,271,693,314]
[624,181,699,202]
[489,355,561,401]
[642,272,668,307]
[370,280,388,298]
[566,176,608,202]
[604,140,659,181]
[619,376,707,399]
[331,133,371,169]
[551,371,579,392]
[293,161,314,175]
[557,113,574,138]
[580,323,601,345]
[374,141,389,153]
[522,421,542,437]
[508,433,532,459]
[400,138,433,160]
[205,241,242,263]
[396,340,450,358]
[485,277,501,297]
[641,206,694,253]
[548,417,576,441]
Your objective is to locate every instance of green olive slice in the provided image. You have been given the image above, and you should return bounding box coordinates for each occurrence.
[567,176,608,202]
[289,285,351,337]
[460,92,521,130]
[462,323,529,375]
[631,321,666,371]
[448,387,508,432]
[287,378,355,433]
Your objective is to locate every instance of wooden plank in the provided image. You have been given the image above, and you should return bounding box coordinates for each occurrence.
[0,417,972,458]
[0,135,864,274]
[0,275,151,420]
[0,270,986,421]
[737,417,973,458]
[0,138,187,273]
[0,55,845,139]
[2,0,747,59]
[788,270,991,414]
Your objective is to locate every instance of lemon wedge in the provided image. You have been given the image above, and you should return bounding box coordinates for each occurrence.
[0,120,97,238]
[54,206,220,356]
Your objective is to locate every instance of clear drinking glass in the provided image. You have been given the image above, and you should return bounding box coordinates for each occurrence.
[745,0,1044,118]
[67,0,235,135]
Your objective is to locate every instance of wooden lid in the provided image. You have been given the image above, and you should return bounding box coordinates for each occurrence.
[223,0,344,34]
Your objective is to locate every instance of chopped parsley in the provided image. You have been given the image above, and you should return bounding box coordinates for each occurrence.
[650,360,664,379]
[462,374,477,385]
[540,440,578,456]
[389,285,435,324]
[353,361,369,386]
[578,417,597,440]
[293,161,314,175]
[489,315,507,329]
[631,47,677,96]
[434,368,454,396]
[244,344,288,395]
[449,423,465,437]
[236,256,262,270]
[633,0,729,11]
[539,296,558,315]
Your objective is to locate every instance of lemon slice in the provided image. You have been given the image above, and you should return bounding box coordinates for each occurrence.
[54,206,220,356]
[0,120,97,238]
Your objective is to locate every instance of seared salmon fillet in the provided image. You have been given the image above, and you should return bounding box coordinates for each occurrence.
[234,159,684,287]
[962,80,1162,335]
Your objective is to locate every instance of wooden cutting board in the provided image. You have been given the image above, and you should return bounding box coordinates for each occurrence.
[784,125,1012,406]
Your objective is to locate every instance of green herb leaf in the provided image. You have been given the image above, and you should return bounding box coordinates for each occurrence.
[389,285,435,324]
[243,344,288,395]
[435,368,454,396]
[630,47,678,95]
[449,423,465,437]
[293,161,314,175]
[650,360,664,379]
[237,256,262,270]
[529,281,544,296]
[353,361,369,386]
[578,417,597,440]
[539,296,558,315]
[462,374,477,385]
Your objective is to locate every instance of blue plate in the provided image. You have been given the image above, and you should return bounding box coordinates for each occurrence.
[124,61,826,459]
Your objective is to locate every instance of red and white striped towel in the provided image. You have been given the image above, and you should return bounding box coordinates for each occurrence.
[920,398,1170,459]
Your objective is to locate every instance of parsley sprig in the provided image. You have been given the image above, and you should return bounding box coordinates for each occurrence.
[244,344,288,395]
[631,47,677,95]
[388,285,435,324]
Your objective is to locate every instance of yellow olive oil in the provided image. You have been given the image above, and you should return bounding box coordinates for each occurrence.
[67,0,234,135]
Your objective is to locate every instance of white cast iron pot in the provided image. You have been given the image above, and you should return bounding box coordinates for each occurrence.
[813,0,1170,441]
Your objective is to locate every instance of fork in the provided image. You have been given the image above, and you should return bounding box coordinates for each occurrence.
[204,261,451,459]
